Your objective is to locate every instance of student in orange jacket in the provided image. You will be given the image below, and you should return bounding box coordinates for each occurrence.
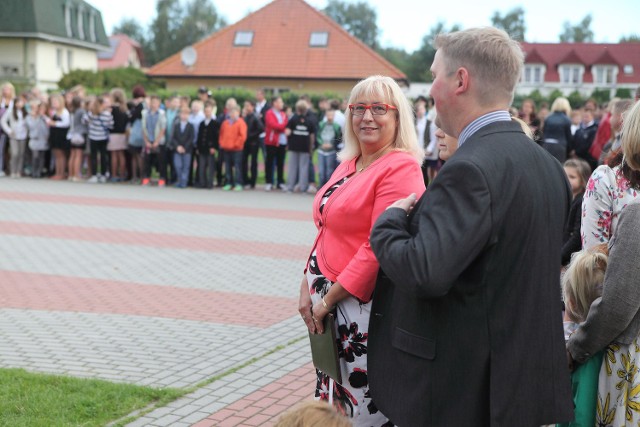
[219,105,247,191]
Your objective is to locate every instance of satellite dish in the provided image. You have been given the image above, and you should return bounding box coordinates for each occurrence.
[181,46,197,67]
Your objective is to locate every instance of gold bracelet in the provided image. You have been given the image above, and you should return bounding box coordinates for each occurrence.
[322,296,333,311]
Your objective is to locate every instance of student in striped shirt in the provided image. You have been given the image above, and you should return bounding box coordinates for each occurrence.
[84,96,113,183]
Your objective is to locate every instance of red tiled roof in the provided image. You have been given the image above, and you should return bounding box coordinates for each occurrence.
[147,0,406,81]
[98,34,144,69]
[521,42,640,84]
[524,48,545,64]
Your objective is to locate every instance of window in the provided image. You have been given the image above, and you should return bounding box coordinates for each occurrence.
[56,48,63,68]
[593,65,618,85]
[522,64,545,84]
[309,31,328,47]
[89,11,96,42]
[559,65,584,85]
[234,31,253,46]
[624,64,634,75]
[64,4,73,37]
[77,7,85,40]
[67,50,73,70]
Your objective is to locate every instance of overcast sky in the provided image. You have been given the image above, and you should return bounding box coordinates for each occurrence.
[88,0,640,52]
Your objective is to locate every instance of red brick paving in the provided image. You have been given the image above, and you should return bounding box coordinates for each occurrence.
[0,191,309,221]
[0,270,296,328]
[201,363,315,426]
[0,221,309,260]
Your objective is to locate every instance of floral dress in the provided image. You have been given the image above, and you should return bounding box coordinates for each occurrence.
[582,164,640,249]
[306,177,391,427]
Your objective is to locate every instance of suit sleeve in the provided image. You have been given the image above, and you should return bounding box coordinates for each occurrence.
[370,159,492,298]
[568,206,640,363]
[337,158,426,302]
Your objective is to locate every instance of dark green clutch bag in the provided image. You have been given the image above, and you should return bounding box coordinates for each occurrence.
[308,313,342,383]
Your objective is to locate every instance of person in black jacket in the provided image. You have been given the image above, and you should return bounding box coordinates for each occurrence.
[572,108,599,170]
[368,27,573,426]
[197,101,219,189]
[171,106,195,188]
[242,100,264,189]
[561,158,592,266]
[542,97,573,163]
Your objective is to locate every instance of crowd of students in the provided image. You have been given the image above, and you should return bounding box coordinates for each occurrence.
[0,82,347,193]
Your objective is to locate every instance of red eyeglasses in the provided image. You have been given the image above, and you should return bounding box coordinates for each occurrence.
[348,103,398,116]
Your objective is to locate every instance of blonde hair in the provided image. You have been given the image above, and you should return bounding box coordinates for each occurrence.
[295,99,308,115]
[511,116,533,138]
[273,401,350,427]
[110,88,128,113]
[562,249,607,323]
[621,100,640,171]
[550,97,571,115]
[49,93,65,113]
[339,75,424,163]
[1,82,16,100]
[434,27,524,106]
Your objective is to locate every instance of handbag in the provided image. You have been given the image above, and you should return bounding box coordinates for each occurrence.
[308,313,342,383]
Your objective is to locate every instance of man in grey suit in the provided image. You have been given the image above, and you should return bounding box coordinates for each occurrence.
[368,27,574,426]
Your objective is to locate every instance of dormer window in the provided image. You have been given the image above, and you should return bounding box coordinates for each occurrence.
[89,11,96,42]
[64,4,73,37]
[593,65,618,85]
[77,7,85,40]
[522,64,545,84]
[559,64,584,85]
[624,64,634,75]
[234,31,253,46]
[309,31,328,47]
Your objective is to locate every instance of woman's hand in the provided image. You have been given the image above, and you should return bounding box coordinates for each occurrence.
[311,301,329,334]
[298,277,316,334]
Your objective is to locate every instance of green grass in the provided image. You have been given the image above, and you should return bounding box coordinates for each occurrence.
[0,368,182,427]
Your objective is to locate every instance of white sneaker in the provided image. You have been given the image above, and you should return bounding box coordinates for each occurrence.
[87,175,99,184]
[98,175,107,183]
[0,171,5,177]
[264,183,272,191]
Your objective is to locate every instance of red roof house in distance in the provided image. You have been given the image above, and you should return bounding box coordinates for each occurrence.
[518,42,640,97]
[146,0,406,95]
[98,34,144,69]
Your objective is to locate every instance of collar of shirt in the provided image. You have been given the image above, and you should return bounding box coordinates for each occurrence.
[458,110,512,148]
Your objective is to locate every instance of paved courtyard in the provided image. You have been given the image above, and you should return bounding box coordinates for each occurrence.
[0,178,319,426]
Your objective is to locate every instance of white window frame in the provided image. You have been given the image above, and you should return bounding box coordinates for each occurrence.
[89,11,96,43]
[56,48,63,68]
[592,65,618,85]
[233,31,253,46]
[522,64,545,84]
[67,50,73,70]
[559,64,585,85]
[309,31,329,47]
[77,7,85,40]
[64,4,73,37]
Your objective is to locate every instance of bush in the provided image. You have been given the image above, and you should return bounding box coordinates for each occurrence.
[567,90,585,109]
[615,88,633,99]
[590,88,611,105]
[58,67,164,94]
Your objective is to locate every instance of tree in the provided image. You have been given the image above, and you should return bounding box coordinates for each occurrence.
[112,17,147,45]
[376,46,412,77]
[323,0,379,49]
[146,0,226,66]
[491,7,526,41]
[620,34,640,43]
[407,21,461,82]
[559,14,594,42]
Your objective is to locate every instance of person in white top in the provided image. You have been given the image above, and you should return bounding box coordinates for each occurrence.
[0,96,28,178]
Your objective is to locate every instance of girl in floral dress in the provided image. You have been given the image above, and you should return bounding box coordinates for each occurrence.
[297,76,425,426]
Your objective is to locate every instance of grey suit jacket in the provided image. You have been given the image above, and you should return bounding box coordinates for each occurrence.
[369,120,574,426]
[568,203,640,363]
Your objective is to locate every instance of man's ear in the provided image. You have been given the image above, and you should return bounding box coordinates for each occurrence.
[454,67,470,95]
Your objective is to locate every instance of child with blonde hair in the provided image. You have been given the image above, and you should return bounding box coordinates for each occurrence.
[274,401,351,427]
[25,100,49,178]
[558,248,607,427]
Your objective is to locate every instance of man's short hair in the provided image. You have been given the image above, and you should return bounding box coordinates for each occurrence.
[435,27,524,106]
[244,99,256,107]
[204,100,215,109]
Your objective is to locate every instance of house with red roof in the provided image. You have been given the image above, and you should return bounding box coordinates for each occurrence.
[518,42,640,97]
[98,34,144,69]
[146,0,406,95]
